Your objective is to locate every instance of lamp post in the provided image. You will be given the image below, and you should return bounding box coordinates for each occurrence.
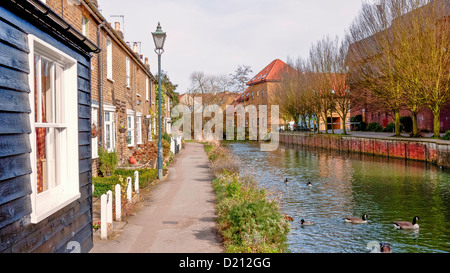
[152,22,167,180]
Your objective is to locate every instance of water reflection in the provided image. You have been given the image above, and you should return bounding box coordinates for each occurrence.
[225,142,450,253]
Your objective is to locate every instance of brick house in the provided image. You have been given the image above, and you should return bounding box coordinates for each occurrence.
[44,0,160,172]
[347,1,450,133]
[234,59,295,132]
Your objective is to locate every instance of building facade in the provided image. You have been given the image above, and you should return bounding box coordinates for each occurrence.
[44,0,160,172]
[0,0,99,252]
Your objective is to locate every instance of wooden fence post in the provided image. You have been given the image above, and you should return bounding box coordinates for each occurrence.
[127,177,132,202]
[101,194,107,239]
[115,184,121,222]
[134,171,139,194]
[107,190,113,229]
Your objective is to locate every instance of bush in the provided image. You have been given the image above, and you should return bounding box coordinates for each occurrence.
[366,122,383,132]
[98,147,118,177]
[213,173,290,253]
[383,122,395,133]
[443,131,450,140]
[400,116,413,132]
[93,168,158,197]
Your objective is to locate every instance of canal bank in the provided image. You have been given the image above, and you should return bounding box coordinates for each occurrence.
[279,132,450,168]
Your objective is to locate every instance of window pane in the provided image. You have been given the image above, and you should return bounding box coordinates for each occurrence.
[41,58,55,124]
[106,124,111,149]
[105,112,110,122]
[36,127,61,194]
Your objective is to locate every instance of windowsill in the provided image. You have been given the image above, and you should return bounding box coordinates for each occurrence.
[31,191,81,224]
[127,145,135,148]
[107,77,114,83]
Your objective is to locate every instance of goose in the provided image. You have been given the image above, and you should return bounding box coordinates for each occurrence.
[368,242,392,253]
[344,214,368,224]
[306,181,312,187]
[393,216,420,229]
[300,219,315,226]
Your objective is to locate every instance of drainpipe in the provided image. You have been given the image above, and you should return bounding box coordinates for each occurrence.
[98,21,106,146]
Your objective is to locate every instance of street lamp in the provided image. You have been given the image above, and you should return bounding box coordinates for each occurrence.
[152,22,167,180]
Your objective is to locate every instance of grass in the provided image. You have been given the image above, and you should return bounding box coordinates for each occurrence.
[205,140,290,253]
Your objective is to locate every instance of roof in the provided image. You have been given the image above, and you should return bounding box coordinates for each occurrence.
[247,59,295,86]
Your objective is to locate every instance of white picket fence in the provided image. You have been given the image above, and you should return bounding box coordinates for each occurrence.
[98,170,140,240]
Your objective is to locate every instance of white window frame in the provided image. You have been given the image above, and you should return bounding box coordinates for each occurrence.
[136,112,143,145]
[127,109,135,147]
[126,57,131,88]
[103,104,116,153]
[82,17,89,39]
[146,77,149,101]
[91,104,99,159]
[106,38,113,80]
[27,35,80,224]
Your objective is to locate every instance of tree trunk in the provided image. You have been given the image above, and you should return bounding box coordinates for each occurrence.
[342,112,347,135]
[433,110,441,138]
[394,110,401,136]
[411,112,418,137]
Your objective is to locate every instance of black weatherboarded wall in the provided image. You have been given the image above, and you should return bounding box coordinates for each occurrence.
[0,1,96,253]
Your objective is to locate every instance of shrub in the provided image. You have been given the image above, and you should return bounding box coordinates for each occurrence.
[383,122,395,133]
[443,131,450,140]
[212,173,290,253]
[98,147,118,177]
[366,122,383,132]
[93,168,158,197]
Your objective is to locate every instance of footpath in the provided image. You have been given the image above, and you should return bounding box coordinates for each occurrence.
[90,143,224,253]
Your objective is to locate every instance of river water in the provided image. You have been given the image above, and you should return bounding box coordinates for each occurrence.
[224,142,450,253]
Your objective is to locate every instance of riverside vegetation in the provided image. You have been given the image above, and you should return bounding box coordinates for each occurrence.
[205,141,290,253]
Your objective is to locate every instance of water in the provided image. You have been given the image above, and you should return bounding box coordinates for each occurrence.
[224,142,450,253]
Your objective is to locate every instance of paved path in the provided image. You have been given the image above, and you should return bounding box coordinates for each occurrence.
[90,143,224,253]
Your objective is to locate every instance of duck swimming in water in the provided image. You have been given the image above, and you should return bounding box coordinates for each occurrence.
[344,214,368,224]
[306,181,312,187]
[300,219,315,226]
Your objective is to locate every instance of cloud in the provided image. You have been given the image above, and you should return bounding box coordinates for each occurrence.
[98,0,363,94]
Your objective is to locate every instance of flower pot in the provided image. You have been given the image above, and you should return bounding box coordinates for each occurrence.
[119,128,126,133]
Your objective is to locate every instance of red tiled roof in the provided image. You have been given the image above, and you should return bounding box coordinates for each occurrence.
[247,59,295,86]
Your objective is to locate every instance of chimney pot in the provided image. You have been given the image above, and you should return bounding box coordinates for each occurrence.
[145,57,149,65]
[115,22,120,31]
[133,42,139,53]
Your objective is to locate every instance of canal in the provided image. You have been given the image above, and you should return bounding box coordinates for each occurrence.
[224,142,450,253]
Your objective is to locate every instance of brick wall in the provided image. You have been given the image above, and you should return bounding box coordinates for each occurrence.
[46,0,158,173]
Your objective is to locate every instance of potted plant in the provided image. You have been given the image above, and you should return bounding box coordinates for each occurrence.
[119,125,126,133]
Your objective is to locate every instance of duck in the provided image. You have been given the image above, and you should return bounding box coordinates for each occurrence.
[306,181,312,187]
[283,215,294,222]
[344,214,368,224]
[284,178,289,184]
[380,243,392,253]
[393,216,420,229]
[368,242,392,253]
[300,219,315,226]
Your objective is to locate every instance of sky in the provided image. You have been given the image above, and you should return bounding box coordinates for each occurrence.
[97,0,364,95]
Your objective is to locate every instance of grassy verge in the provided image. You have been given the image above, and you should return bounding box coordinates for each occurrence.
[205,141,290,253]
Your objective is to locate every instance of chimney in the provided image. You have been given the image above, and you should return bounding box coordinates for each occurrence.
[133,42,139,54]
[126,41,131,48]
[115,22,124,39]
[145,57,150,71]
[140,54,144,61]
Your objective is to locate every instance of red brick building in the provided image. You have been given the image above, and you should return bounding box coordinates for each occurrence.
[44,0,166,174]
